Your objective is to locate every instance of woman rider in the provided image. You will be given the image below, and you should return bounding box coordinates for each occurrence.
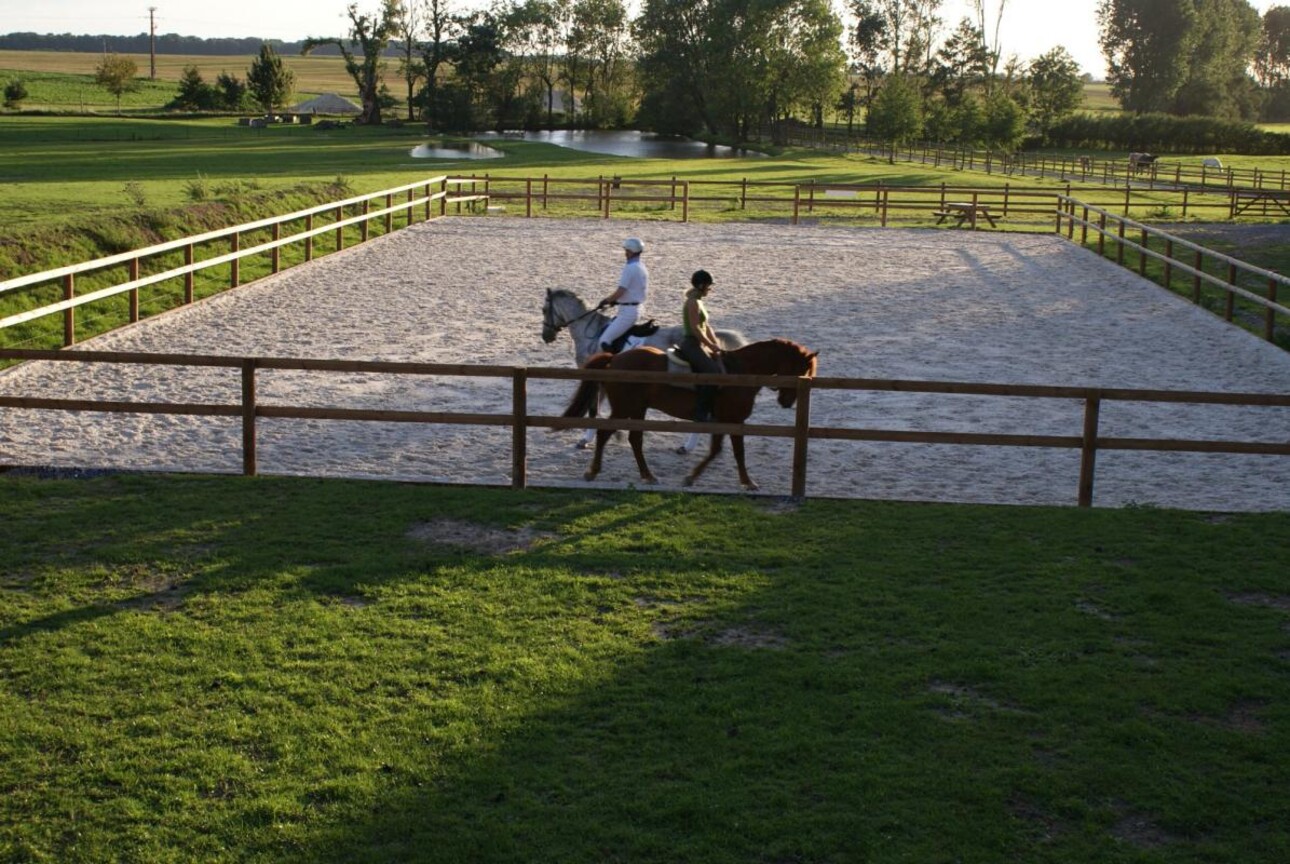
[676,269,723,422]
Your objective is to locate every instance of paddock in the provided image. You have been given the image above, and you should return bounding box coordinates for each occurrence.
[1,217,1289,510]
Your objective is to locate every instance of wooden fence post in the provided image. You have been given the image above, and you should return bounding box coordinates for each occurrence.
[1225,263,1237,321]
[1139,229,1148,276]
[1077,395,1101,507]
[424,183,431,221]
[792,185,800,225]
[682,181,690,223]
[790,377,812,499]
[542,174,549,210]
[185,243,194,303]
[525,178,532,218]
[1163,239,1173,291]
[1267,278,1279,342]
[512,368,527,489]
[230,232,240,288]
[741,177,748,210]
[129,257,140,323]
[407,187,415,224]
[1081,207,1089,244]
[1192,250,1203,303]
[335,206,344,251]
[1116,220,1126,266]
[242,358,257,476]
[271,224,281,273]
[361,200,370,242]
[306,213,315,261]
[880,188,889,227]
[440,178,447,217]
[385,194,393,232]
[808,179,816,214]
[63,274,75,346]
[1097,213,1107,256]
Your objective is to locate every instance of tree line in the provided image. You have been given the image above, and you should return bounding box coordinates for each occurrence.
[11,0,1290,154]
[0,31,355,57]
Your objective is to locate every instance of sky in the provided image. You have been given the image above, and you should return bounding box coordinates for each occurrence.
[1,0,1286,79]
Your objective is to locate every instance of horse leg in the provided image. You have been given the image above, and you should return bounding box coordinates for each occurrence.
[683,434,724,487]
[730,434,758,491]
[578,392,599,449]
[628,430,657,484]
[584,428,613,481]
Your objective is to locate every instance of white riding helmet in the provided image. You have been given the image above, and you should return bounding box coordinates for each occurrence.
[622,237,644,254]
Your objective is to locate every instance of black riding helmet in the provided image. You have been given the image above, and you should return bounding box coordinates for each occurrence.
[690,269,713,289]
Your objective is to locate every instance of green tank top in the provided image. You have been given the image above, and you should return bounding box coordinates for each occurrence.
[682,299,708,338]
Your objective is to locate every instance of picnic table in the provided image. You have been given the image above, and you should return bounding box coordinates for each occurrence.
[933,201,998,229]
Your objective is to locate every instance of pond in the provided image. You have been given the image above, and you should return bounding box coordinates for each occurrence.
[475,130,765,159]
[410,142,504,160]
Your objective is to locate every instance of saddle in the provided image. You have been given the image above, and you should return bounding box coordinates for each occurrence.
[600,319,661,354]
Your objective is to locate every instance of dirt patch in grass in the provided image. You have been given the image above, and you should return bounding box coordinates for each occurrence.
[1075,599,1118,620]
[710,626,790,650]
[1110,803,1178,850]
[406,519,555,555]
[1223,591,1290,612]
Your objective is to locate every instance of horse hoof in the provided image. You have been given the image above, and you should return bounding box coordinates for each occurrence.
[742,481,760,492]
[583,470,598,481]
[642,474,658,485]
[683,476,696,487]
[577,440,592,450]
[675,445,691,455]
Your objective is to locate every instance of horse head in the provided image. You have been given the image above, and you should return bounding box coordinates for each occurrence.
[542,288,592,345]
[772,340,819,408]
[542,288,558,343]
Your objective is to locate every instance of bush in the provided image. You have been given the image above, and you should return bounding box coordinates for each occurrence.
[3,79,27,109]
[1046,112,1290,155]
[122,181,147,208]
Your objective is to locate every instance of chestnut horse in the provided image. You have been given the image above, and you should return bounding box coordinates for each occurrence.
[562,338,819,490]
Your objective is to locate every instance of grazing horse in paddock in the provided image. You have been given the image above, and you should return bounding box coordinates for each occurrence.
[1128,152,1156,174]
[541,287,747,453]
[562,338,818,491]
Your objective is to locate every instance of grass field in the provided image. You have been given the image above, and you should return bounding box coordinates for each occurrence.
[0,472,1287,863]
[0,49,360,112]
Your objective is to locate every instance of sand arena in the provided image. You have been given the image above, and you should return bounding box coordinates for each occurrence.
[1,217,1288,510]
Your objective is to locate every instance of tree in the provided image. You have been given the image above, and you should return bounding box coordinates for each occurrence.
[636,0,847,141]
[247,43,296,113]
[1255,5,1290,86]
[392,0,424,121]
[171,65,216,110]
[3,79,27,109]
[932,18,990,105]
[970,0,1007,92]
[304,0,402,125]
[418,0,458,128]
[1098,0,1260,118]
[867,73,923,148]
[1027,46,1084,136]
[215,71,249,110]
[1170,0,1261,120]
[981,90,1026,148]
[849,0,888,116]
[95,53,139,113]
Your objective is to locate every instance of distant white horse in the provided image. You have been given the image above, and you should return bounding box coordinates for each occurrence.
[541,287,748,453]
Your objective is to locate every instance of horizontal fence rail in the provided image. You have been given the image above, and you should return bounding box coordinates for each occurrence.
[439,173,1248,226]
[0,175,488,350]
[2,348,1287,507]
[1055,195,1290,343]
[782,128,1286,195]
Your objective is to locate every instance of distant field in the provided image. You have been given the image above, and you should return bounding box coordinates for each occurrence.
[0,49,361,110]
[1080,81,1119,114]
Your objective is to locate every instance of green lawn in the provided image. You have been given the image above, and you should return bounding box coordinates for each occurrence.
[0,472,1287,863]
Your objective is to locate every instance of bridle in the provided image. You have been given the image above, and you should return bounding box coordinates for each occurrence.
[542,292,605,343]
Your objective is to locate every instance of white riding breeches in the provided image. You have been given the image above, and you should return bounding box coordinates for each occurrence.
[597,305,640,350]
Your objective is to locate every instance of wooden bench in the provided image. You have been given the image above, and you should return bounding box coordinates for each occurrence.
[934,202,998,229]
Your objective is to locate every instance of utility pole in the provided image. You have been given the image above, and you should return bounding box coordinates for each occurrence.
[148,7,157,80]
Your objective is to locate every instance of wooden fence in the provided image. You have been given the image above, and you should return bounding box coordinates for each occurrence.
[1055,196,1290,344]
[0,175,488,349]
[2,347,1287,507]
[784,129,1289,194]
[444,173,1245,224]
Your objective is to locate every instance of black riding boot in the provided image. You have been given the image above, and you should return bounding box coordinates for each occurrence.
[693,385,717,422]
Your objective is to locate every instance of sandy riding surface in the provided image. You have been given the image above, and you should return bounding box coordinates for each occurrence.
[2,217,1289,511]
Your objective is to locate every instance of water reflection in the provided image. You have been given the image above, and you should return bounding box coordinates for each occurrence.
[476,129,765,159]
[410,142,504,160]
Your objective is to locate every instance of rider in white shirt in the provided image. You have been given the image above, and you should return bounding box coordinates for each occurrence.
[597,237,649,353]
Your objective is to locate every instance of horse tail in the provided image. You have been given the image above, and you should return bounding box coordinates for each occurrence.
[563,354,612,418]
